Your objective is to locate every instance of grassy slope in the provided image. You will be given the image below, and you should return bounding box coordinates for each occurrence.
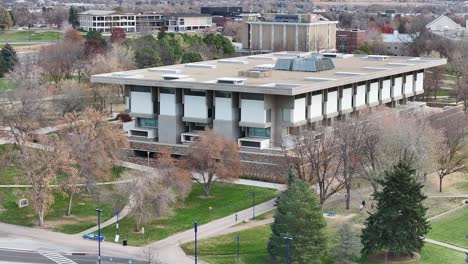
[427,207,468,248]
[182,224,464,264]
[100,183,277,246]
[0,79,12,92]
[0,30,62,42]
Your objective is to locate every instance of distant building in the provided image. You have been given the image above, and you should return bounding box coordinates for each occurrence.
[78,10,136,33]
[336,29,367,54]
[382,30,413,56]
[200,7,243,17]
[78,10,212,33]
[241,13,338,52]
[162,13,213,32]
[426,15,467,40]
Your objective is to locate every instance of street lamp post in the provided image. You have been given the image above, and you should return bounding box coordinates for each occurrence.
[249,192,256,220]
[234,234,240,264]
[96,209,103,264]
[194,221,198,264]
[147,151,150,167]
[283,237,293,264]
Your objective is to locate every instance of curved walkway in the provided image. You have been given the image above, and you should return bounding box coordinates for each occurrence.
[0,179,132,188]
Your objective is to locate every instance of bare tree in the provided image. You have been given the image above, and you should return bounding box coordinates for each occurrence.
[63,108,128,215]
[335,116,366,210]
[434,112,466,192]
[222,21,243,42]
[424,66,444,100]
[116,170,177,232]
[0,56,48,147]
[55,80,88,116]
[287,126,344,205]
[17,137,77,226]
[184,130,242,197]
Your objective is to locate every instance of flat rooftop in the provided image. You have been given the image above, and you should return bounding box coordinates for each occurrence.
[91,52,446,96]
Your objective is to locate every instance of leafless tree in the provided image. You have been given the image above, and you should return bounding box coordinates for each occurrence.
[17,137,77,226]
[335,116,366,210]
[0,56,48,147]
[184,130,242,197]
[287,125,344,205]
[424,66,444,100]
[222,21,243,42]
[433,111,466,192]
[55,80,88,116]
[63,108,128,215]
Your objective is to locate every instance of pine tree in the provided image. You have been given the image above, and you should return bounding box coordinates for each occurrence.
[361,162,430,258]
[0,8,13,31]
[68,7,79,28]
[334,223,362,263]
[268,179,327,264]
[0,44,17,77]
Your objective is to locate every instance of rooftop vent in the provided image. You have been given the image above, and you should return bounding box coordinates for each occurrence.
[274,54,335,72]
[148,68,181,74]
[111,72,144,78]
[218,59,249,65]
[254,64,276,70]
[261,83,301,88]
[275,51,311,57]
[362,66,390,71]
[386,62,415,67]
[216,77,245,85]
[238,69,272,78]
[162,74,189,80]
[322,53,354,59]
[304,77,337,82]
[184,63,216,69]
[364,55,389,61]
[335,72,364,76]
[247,56,277,61]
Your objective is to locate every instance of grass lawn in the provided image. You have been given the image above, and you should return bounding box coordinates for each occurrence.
[0,30,62,42]
[100,182,278,246]
[0,78,13,92]
[427,206,468,248]
[435,89,450,97]
[182,223,465,264]
[0,187,114,233]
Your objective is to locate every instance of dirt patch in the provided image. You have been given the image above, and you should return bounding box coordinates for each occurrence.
[40,215,96,229]
[367,252,421,263]
[197,195,215,199]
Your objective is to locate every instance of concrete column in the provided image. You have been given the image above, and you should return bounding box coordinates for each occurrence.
[259,23,263,50]
[271,24,275,51]
[314,25,317,51]
[295,25,299,51]
[327,24,330,50]
[306,25,310,52]
[283,25,286,50]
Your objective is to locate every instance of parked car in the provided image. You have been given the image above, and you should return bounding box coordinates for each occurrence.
[83,233,105,241]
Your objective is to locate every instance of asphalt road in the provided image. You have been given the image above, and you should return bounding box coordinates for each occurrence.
[0,249,141,264]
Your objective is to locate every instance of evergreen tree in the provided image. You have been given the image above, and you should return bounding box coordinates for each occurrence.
[268,179,327,264]
[0,7,13,31]
[0,44,18,77]
[334,223,362,263]
[180,52,202,63]
[68,7,79,28]
[361,162,430,258]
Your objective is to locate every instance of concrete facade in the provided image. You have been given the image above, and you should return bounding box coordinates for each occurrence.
[91,52,446,179]
[241,13,337,52]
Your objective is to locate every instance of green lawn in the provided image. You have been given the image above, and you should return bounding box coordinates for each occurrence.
[0,30,62,42]
[100,183,278,246]
[182,224,465,264]
[427,207,468,248]
[435,89,450,97]
[0,187,114,233]
[0,78,12,92]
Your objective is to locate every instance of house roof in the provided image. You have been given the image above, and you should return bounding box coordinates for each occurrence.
[426,15,464,31]
[382,32,413,43]
[78,10,126,16]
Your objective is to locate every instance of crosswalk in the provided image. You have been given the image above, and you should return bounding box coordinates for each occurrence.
[39,252,77,264]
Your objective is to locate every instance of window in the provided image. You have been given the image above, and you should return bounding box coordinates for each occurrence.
[241,93,264,100]
[138,118,158,128]
[185,89,206,96]
[248,128,271,138]
[215,91,231,98]
[282,109,292,122]
[160,87,175,94]
[131,86,151,92]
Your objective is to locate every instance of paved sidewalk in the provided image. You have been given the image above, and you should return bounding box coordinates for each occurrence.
[0,179,132,188]
[151,198,277,264]
[424,238,467,252]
